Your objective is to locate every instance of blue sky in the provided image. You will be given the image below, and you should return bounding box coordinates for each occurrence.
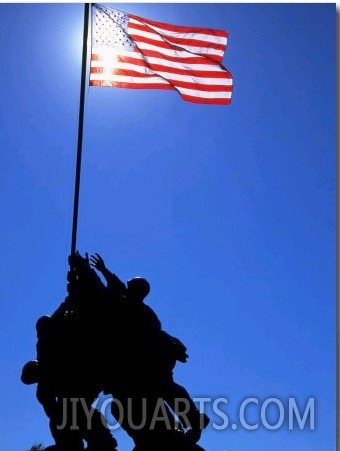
[0,2,336,451]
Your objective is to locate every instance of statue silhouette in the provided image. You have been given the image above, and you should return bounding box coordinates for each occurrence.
[21,260,118,451]
[89,253,210,445]
[22,251,209,450]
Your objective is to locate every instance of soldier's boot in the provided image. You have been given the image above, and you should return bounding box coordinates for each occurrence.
[84,410,118,451]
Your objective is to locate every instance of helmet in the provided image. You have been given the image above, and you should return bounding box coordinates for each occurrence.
[21,360,39,385]
[36,315,51,337]
[126,277,150,300]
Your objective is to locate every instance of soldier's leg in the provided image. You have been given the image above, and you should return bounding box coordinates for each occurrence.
[82,407,118,451]
[49,398,85,451]
[162,380,210,444]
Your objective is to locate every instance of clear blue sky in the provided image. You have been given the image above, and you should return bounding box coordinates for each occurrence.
[0,2,336,451]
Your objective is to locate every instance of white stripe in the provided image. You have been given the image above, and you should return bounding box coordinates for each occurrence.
[144,54,227,71]
[148,70,232,86]
[128,26,226,53]
[178,87,232,99]
[134,41,224,59]
[129,17,227,46]
[91,61,232,86]
[129,28,225,57]
[90,73,170,85]
[92,48,224,70]
[90,73,232,99]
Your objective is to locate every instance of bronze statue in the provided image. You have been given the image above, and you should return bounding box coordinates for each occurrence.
[21,251,209,450]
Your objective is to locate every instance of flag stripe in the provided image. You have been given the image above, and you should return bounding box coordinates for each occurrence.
[91,58,232,85]
[91,57,231,79]
[128,14,228,39]
[130,27,227,52]
[90,75,232,99]
[128,33,225,62]
[90,5,233,104]
[128,15,227,64]
[124,48,222,65]
[91,65,232,89]
[90,74,170,85]
[91,49,228,76]
[91,49,228,73]
[90,70,232,92]
[128,22,227,51]
[91,80,174,90]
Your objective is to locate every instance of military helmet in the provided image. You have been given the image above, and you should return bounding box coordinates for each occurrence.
[126,277,150,300]
[36,315,52,336]
[21,360,39,385]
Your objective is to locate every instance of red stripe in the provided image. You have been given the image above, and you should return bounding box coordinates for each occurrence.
[128,23,226,51]
[128,13,228,38]
[90,80,174,90]
[92,51,209,65]
[90,68,232,92]
[129,33,225,63]
[90,67,163,80]
[90,70,232,93]
[161,35,225,52]
[129,31,224,53]
[92,55,231,79]
[151,78,232,92]
[180,93,231,104]
[90,79,231,104]
[91,50,222,66]
[134,47,223,65]
[91,53,101,61]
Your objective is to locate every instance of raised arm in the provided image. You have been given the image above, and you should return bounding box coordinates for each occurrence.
[90,253,127,295]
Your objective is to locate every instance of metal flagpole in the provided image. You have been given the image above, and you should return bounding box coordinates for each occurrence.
[71,2,90,255]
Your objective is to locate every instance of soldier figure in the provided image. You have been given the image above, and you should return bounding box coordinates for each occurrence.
[21,257,117,451]
[89,253,210,445]
[22,251,209,450]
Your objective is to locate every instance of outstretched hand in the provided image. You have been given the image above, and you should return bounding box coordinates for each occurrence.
[90,253,106,272]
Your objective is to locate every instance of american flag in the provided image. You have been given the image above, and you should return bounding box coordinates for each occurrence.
[90,4,233,105]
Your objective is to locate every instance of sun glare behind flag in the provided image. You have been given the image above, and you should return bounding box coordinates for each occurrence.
[90,4,233,105]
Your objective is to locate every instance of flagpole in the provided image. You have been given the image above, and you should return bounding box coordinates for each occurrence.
[71,2,90,255]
